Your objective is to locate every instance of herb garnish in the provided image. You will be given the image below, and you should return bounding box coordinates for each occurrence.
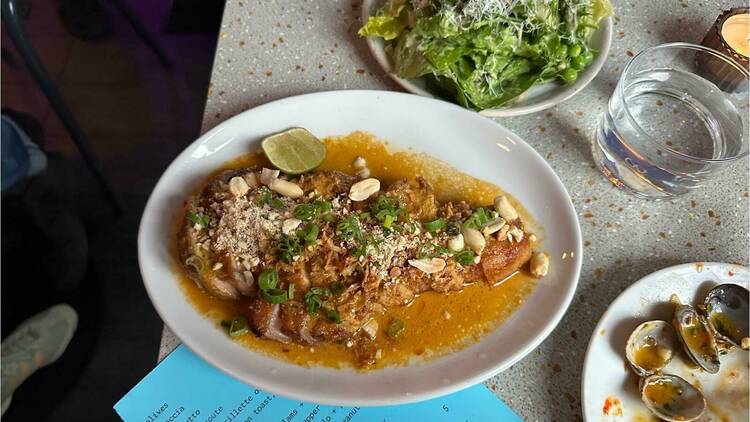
[293,200,332,221]
[304,287,327,315]
[227,316,249,337]
[424,218,445,234]
[298,223,319,247]
[258,269,289,304]
[326,308,342,324]
[275,234,302,263]
[454,250,476,265]
[303,284,345,316]
[293,203,318,221]
[370,194,404,227]
[255,186,285,209]
[462,207,493,230]
[336,215,361,240]
[186,211,210,230]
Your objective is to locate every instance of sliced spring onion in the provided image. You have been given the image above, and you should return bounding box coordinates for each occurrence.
[383,214,394,229]
[304,291,323,315]
[462,208,493,230]
[256,186,286,209]
[288,283,295,300]
[269,197,285,209]
[309,287,328,296]
[261,288,289,304]
[299,223,319,246]
[184,255,205,273]
[293,203,318,221]
[336,216,361,240]
[314,200,332,213]
[424,218,445,233]
[386,318,405,339]
[455,250,476,265]
[228,316,249,337]
[327,308,342,324]
[275,234,301,263]
[186,211,210,229]
[258,269,279,290]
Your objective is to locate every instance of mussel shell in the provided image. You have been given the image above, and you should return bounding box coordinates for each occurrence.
[704,283,749,347]
[625,320,676,377]
[640,374,706,422]
[673,304,720,374]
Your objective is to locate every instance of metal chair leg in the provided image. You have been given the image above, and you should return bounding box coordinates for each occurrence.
[2,0,124,214]
[107,0,172,68]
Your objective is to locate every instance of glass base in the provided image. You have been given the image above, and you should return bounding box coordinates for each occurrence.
[591,132,684,201]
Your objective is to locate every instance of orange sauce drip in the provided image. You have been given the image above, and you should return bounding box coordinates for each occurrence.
[173,131,537,369]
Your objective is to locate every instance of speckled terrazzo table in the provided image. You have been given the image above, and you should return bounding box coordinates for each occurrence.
[158,1,749,419]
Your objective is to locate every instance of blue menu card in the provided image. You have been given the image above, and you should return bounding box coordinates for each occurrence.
[115,344,521,421]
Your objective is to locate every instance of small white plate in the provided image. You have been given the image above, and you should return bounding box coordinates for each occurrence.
[361,0,613,117]
[139,90,582,406]
[581,262,749,421]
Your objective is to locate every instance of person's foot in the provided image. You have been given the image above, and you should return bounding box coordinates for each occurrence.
[1,304,78,414]
[58,0,112,41]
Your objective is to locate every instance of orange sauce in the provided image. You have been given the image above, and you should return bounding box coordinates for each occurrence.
[634,344,670,371]
[173,131,538,368]
[643,379,682,406]
[682,324,714,358]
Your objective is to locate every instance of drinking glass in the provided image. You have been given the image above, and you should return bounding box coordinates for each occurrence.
[593,42,749,199]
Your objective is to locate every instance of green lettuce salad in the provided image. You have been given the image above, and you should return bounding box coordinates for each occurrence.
[360,0,613,109]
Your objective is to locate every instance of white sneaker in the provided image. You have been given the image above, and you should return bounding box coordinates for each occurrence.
[1,304,78,414]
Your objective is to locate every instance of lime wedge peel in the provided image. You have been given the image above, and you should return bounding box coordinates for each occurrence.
[261,127,326,175]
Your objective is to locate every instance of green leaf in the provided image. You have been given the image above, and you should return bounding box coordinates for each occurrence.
[359,16,408,41]
[592,0,614,22]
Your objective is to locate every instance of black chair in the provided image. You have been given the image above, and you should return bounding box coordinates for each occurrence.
[1,0,174,213]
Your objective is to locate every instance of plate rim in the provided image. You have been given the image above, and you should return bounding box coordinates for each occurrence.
[138,89,583,405]
[580,261,750,421]
[360,0,613,117]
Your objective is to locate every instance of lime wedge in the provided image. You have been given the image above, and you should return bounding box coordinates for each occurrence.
[261,128,326,174]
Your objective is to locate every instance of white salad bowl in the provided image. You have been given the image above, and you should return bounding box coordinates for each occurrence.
[139,90,582,406]
[362,0,613,117]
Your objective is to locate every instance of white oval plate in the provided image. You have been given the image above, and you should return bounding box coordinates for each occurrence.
[361,0,613,117]
[581,262,749,421]
[139,90,582,406]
